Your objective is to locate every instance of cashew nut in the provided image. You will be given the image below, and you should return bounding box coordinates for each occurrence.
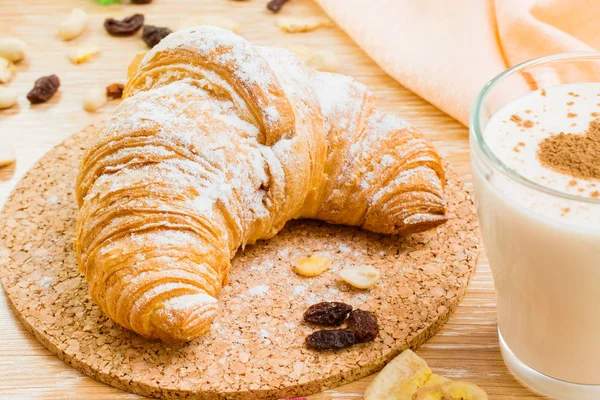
[59,9,88,41]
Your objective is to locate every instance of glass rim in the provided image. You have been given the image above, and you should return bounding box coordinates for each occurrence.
[470,51,600,205]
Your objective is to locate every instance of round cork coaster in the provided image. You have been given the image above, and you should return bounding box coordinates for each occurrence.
[0,125,479,400]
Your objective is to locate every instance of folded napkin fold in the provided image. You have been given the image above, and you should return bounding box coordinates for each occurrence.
[315,0,600,125]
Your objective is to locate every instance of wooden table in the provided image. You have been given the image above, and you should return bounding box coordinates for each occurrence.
[0,0,545,398]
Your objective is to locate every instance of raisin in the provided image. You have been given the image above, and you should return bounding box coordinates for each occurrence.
[347,309,379,343]
[306,329,357,350]
[27,75,60,104]
[104,14,145,36]
[142,25,172,48]
[106,83,124,100]
[131,0,153,3]
[304,302,352,326]
[267,0,290,13]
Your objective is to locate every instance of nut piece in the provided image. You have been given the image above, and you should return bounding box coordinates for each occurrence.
[59,9,88,41]
[306,50,340,73]
[83,87,107,112]
[0,87,18,110]
[142,25,172,48]
[183,16,240,33]
[364,350,432,400]
[106,83,124,100]
[0,57,16,83]
[127,53,146,78]
[338,266,380,289]
[413,381,488,400]
[284,44,314,62]
[0,37,26,62]
[294,254,331,277]
[304,302,352,326]
[68,45,100,64]
[104,14,145,36]
[0,141,16,168]
[27,75,60,104]
[276,16,332,33]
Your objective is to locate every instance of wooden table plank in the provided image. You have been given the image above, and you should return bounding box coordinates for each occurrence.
[0,0,545,398]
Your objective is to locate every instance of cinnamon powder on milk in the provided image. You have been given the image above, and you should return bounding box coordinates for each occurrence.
[538,118,600,181]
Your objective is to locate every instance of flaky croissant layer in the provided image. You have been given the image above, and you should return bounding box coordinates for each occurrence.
[75,27,447,343]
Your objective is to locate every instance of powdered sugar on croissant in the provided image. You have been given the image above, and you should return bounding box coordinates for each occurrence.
[75,26,447,343]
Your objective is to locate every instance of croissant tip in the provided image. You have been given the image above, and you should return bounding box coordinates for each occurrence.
[149,293,218,343]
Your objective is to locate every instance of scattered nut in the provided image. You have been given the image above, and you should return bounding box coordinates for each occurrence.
[267,0,290,13]
[284,44,314,62]
[182,16,240,33]
[59,8,88,41]
[68,45,100,64]
[0,87,18,109]
[276,16,332,33]
[0,141,16,168]
[142,25,172,48]
[306,50,340,72]
[0,57,16,83]
[106,83,124,100]
[294,254,331,277]
[104,14,145,36]
[27,75,60,104]
[0,37,26,62]
[127,53,146,78]
[337,265,380,289]
[83,87,108,112]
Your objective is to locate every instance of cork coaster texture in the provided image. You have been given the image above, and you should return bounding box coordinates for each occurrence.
[0,125,480,399]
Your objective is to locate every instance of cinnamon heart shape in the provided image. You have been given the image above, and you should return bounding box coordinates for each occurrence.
[537,118,600,181]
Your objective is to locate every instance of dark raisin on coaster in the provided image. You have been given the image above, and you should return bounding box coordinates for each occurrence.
[306,329,357,350]
[303,302,352,326]
[131,0,153,4]
[347,309,379,343]
[142,25,173,48]
[104,14,145,36]
[267,0,290,13]
[106,83,125,100]
[27,75,60,104]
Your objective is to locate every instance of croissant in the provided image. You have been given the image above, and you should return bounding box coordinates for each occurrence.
[74,27,447,343]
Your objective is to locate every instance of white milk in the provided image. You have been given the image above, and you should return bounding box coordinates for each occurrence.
[473,82,600,385]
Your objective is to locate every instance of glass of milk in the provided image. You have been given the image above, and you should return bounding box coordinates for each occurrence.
[470,53,600,399]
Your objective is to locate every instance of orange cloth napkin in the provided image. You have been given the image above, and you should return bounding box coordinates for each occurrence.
[315,0,600,125]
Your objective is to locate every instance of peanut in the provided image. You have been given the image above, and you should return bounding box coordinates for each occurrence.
[0,57,16,83]
[284,44,314,62]
[306,50,340,73]
[68,45,100,64]
[0,141,16,168]
[0,37,26,62]
[0,87,18,109]
[338,266,380,289]
[275,15,332,33]
[59,9,88,41]
[294,254,331,277]
[83,87,107,112]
